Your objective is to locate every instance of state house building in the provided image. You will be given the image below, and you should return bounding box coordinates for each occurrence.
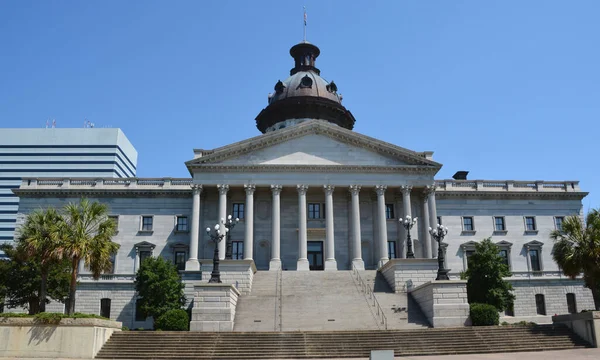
[13,41,594,328]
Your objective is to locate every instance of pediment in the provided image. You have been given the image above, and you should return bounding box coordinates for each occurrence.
[186,120,441,170]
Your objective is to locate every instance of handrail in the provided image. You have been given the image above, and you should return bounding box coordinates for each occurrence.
[278,269,283,332]
[352,265,387,330]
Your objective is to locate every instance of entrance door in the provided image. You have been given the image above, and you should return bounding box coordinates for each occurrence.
[307,241,324,271]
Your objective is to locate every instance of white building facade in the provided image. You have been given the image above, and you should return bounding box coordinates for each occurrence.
[10,42,595,327]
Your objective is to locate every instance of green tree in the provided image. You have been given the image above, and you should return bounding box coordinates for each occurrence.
[134,256,186,325]
[17,208,64,312]
[462,238,515,311]
[56,198,119,315]
[0,243,70,314]
[551,209,600,310]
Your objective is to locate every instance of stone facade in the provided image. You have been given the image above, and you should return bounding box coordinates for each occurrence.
[410,280,470,328]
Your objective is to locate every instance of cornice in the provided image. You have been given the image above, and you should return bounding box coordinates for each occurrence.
[13,189,193,198]
[191,164,438,174]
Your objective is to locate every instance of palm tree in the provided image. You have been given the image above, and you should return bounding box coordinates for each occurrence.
[550,209,600,310]
[56,198,119,315]
[16,208,63,313]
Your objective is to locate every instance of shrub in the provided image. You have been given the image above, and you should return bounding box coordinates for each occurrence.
[0,312,108,324]
[470,303,499,326]
[155,309,189,331]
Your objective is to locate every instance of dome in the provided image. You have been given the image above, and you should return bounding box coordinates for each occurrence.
[255,42,355,133]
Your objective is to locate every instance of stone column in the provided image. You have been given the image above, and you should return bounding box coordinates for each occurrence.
[297,185,309,271]
[270,185,282,271]
[426,185,438,259]
[349,185,364,270]
[422,190,432,259]
[217,184,229,260]
[375,185,388,268]
[186,184,202,271]
[324,185,337,271]
[243,184,255,261]
[401,185,413,258]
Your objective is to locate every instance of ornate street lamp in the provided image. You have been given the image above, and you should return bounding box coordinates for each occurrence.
[206,222,227,283]
[400,215,417,259]
[224,215,240,260]
[429,223,450,280]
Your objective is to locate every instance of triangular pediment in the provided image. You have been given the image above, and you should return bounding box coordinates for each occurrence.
[186,120,441,170]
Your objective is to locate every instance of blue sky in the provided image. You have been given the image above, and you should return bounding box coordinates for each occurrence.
[1,1,598,212]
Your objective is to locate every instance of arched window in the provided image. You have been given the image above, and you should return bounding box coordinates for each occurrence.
[100,298,111,319]
[566,293,577,314]
[535,294,546,315]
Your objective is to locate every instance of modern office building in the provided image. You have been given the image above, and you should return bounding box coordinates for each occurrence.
[0,128,137,253]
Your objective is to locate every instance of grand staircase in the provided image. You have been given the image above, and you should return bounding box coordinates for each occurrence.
[96,325,590,359]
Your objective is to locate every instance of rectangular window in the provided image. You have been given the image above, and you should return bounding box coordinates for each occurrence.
[233,203,245,220]
[525,217,537,231]
[387,241,397,259]
[232,241,244,260]
[139,250,152,266]
[494,217,506,231]
[141,216,153,231]
[466,250,475,267]
[529,249,541,271]
[100,298,111,319]
[174,251,186,271]
[555,217,564,232]
[463,217,474,231]
[566,293,577,314]
[535,294,546,315]
[176,216,188,232]
[385,204,395,219]
[135,300,146,322]
[308,203,322,219]
[499,249,509,268]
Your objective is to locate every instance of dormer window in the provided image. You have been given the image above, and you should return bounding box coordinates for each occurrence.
[274,80,285,94]
[299,75,313,88]
[326,81,338,93]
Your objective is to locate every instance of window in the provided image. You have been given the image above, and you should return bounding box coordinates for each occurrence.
[529,249,541,271]
[466,250,475,267]
[494,217,506,231]
[174,251,186,271]
[504,303,514,317]
[535,294,546,315]
[135,300,146,322]
[176,216,188,232]
[232,203,245,220]
[387,241,397,259]
[141,216,153,231]
[555,217,564,232]
[100,298,111,319]
[385,204,395,220]
[108,215,119,231]
[232,241,244,260]
[308,203,322,219]
[107,253,116,274]
[525,216,537,231]
[437,216,442,225]
[463,217,474,231]
[566,293,577,314]
[139,251,152,266]
[499,249,509,268]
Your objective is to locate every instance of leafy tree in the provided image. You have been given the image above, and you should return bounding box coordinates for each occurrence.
[462,238,515,311]
[0,243,70,314]
[17,208,64,312]
[55,198,119,315]
[134,256,186,325]
[551,209,600,310]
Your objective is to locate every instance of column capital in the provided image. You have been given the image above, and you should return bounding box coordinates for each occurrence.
[191,184,203,195]
[244,184,256,194]
[400,185,413,195]
[271,184,283,195]
[217,184,230,195]
[323,185,335,195]
[424,184,436,196]
[348,185,361,196]
[374,185,387,196]
[297,184,309,195]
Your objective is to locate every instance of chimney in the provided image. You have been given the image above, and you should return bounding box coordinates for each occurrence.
[452,171,469,180]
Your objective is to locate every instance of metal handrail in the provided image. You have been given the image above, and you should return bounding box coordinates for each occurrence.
[352,265,387,330]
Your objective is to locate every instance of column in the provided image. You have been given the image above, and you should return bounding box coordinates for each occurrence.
[324,185,337,270]
[401,185,413,259]
[186,184,202,271]
[427,185,438,260]
[422,190,432,258]
[375,185,388,268]
[243,184,255,261]
[349,185,364,270]
[297,185,309,271]
[217,184,229,260]
[270,185,282,271]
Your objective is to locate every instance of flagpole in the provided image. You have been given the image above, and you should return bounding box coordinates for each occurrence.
[303,6,307,42]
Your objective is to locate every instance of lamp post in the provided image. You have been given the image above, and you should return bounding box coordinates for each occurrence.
[400,215,417,259]
[429,223,449,280]
[206,222,227,283]
[224,215,240,260]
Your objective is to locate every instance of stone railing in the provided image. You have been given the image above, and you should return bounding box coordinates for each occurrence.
[435,180,581,193]
[20,178,193,190]
[447,271,568,280]
[78,274,136,282]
